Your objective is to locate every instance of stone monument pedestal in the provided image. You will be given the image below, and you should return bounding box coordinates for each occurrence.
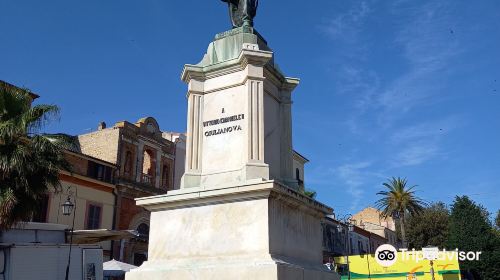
[126,27,340,280]
[126,181,339,280]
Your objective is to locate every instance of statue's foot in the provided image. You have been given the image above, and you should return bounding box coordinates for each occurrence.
[242,20,253,28]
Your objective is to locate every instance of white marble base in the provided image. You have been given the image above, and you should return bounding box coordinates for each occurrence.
[125,258,336,280]
[125,181,339,280]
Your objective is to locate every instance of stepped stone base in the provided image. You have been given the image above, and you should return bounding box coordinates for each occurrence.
[125,181,339,280]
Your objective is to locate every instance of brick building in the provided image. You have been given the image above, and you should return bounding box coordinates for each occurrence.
[352,207,396,231]
[352,207,400,249]
[76,117,178,265]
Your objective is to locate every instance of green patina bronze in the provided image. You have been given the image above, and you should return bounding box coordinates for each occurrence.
[221,0,258,28]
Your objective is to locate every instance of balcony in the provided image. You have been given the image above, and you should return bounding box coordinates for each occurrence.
[116,176,167,196]
[141,174,154,186]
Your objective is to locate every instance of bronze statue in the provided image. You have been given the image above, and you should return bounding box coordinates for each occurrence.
[221,0,258,28]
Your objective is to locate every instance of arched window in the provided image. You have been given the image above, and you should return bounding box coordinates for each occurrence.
[295,168,300,181]
[137,223,150,237]
[142,149,155,185]
[124,151,132,175]
[134,223,149,266]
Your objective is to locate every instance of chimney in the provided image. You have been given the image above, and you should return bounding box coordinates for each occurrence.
[98,121,107,130]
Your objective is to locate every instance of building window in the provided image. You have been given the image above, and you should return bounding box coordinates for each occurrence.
[133,223,149,266]
[137,223,150,239]
[86,204,102,230]
[295,168,303,186]
[32,194,50,223]
[87,161,113,183]
[141,149,155,185]
[162,165,169,190]
[358,241,365,254]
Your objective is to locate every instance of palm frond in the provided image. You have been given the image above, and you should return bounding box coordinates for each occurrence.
[0,85,71,229]
[24,104,59,134]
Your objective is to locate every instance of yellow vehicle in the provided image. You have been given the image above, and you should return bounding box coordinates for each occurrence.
[334,251,462,280]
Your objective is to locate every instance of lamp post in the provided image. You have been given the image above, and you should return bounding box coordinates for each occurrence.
[62,188,77,280]
[337,214,354,280]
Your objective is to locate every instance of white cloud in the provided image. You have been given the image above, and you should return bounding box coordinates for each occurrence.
[376,1,462,124]
[308,0,468,210]
[334,161,374,211]
[391,117,460,143]
[395,142,440,166]
[390,117,461,166]
[339,1,462,167]
[321,1,372,41]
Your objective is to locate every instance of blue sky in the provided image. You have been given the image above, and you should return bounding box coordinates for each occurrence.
[1,0,499,216]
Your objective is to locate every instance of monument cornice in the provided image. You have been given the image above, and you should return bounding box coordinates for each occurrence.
[181,48,273,83]
[263,66,300,92]
[136,181,332,216]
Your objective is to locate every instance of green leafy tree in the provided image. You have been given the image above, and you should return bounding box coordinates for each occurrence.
[304,189,317,199]
[298,187,317,199]
[0,83,74,229]
[375,177,427,247]
[495,210,500,229]
[447,196,500,279]
[406,202,449,249]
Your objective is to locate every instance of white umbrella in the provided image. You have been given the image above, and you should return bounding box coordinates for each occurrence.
[103,259,138,277]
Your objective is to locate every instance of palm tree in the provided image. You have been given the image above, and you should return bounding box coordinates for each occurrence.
[375,177,427,247]
[0,82,75,230]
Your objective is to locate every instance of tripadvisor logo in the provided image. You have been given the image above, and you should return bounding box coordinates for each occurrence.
[374,244,482,267]
[375,244,398,267]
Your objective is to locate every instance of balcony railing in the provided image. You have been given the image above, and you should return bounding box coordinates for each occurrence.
[142,174,153,185]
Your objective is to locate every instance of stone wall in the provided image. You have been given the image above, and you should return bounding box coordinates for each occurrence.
[78,128,121,164]
[352,207,396,231]
[162,132,186,190]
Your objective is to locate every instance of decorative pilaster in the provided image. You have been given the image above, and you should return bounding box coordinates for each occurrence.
[279,78,300,188]
[280,94,294,184]
[135,142,145,183]
[184,92,204,175]
[155,151,162,188]
[247,79,265,162]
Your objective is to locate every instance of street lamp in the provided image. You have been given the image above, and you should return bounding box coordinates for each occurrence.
[61,196,74,216]
[61,188,77,280]
[337,214,354,280]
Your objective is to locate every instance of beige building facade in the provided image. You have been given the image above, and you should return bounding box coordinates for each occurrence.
[34,150,117,259]
[33,116,184,265]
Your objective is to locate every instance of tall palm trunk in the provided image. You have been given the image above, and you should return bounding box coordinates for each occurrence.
[400,212,407,248]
